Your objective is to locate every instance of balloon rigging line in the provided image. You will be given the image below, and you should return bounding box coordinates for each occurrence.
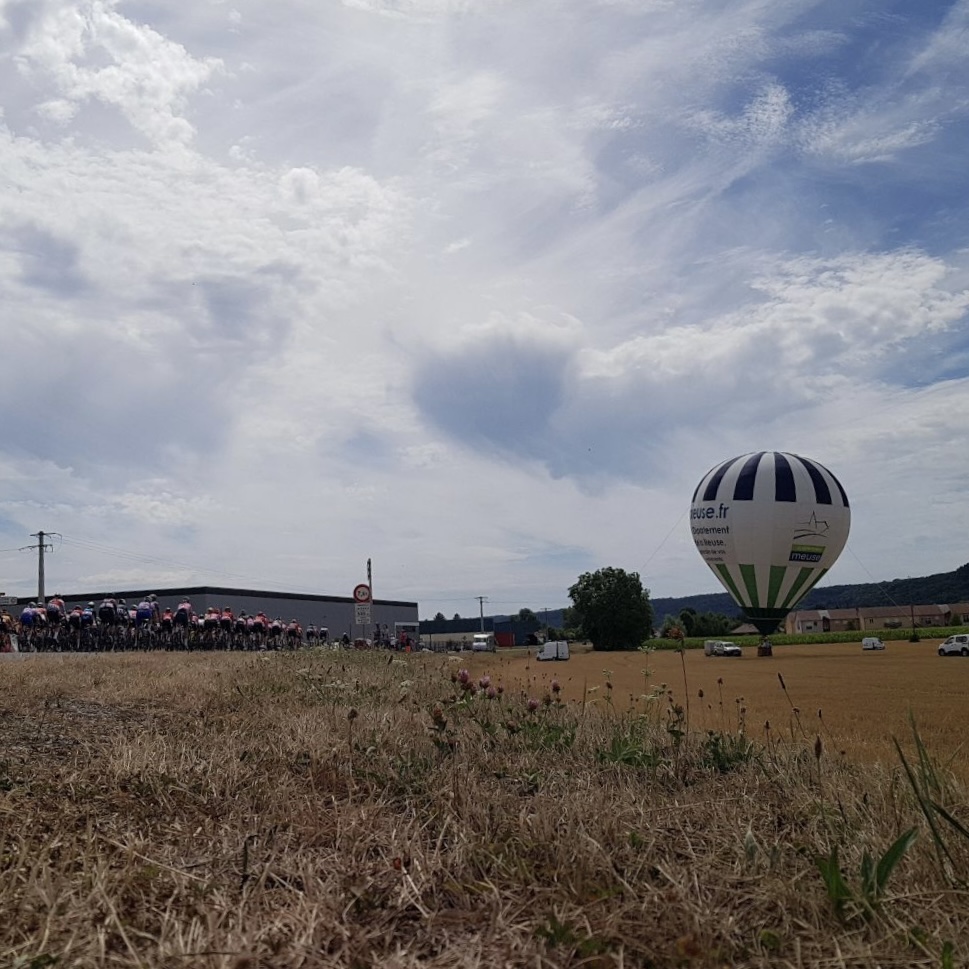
[640,507,688,575]
[844,544,906,609]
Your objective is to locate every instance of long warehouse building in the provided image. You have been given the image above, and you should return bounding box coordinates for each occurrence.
[7,586,419,641]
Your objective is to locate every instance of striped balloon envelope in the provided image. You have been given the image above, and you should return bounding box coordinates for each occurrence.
[690,452,850,637]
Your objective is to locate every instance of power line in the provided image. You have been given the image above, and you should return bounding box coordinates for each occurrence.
[54,535,324,597]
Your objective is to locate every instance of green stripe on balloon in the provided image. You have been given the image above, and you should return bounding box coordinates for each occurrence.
[715,563,745,606]
[767,565,787,609]
[791,567,828,608]
[740,563,759,608]
[781,567,815,609]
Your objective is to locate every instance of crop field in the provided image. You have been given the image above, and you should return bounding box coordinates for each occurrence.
[459,639,969,778]
[2,645,968,968]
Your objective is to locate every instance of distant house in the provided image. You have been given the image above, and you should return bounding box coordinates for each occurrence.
[786,603,969,634]
[730,622,759,636]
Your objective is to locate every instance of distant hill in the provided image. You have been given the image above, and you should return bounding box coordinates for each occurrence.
[477,564,969,628]
[650,562,969,621]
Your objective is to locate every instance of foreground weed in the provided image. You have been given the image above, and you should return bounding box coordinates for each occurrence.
[777,672,806,740]
[518,718,576,752]
[814,827,917,922]
[599,720,662,771]
[941,940,955,969]
[894,713,969,884]
[700,730,756,774]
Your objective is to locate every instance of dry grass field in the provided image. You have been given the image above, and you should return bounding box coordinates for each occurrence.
[2,645,969,968]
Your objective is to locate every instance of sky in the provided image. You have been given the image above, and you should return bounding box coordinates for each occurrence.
[1,0,968,619]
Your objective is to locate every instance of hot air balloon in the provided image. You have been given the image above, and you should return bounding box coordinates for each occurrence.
[690,451,850,641]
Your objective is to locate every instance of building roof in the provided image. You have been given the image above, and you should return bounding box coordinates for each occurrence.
[10,585,417,608]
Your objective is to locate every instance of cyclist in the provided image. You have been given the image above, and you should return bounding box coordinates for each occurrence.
[98,597,118,626]
[136,597,154,629]
[20,602,38,630]
[81,602,96,627]
[203,606,220,632]
[68,604,84,631]
[174,598,193,628]
[160,606,174,633]
[268,616,283,647]
[46,594,67,626]
[219,605,234,633]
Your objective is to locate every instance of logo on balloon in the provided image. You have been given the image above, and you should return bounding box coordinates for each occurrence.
[793,511,829,541]
[789,544,824,563]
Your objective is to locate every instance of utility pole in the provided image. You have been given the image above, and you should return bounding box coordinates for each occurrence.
[22,531,57,603]
[475,595,488,632]
[367,558,374,640]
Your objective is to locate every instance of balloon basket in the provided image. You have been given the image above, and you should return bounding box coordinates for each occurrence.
[757,643,773,657]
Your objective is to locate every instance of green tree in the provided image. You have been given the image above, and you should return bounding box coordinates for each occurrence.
[674,608,734,638]
[568,567,654,651]
[516,607,537,622]
[433,612,445,622]
[452,613,461,621]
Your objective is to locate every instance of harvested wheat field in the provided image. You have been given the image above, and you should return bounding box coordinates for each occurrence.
[460,639,969,778]
[2,647,969,968]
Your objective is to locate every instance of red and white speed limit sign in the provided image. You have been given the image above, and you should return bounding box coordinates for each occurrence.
[353,583,372,603]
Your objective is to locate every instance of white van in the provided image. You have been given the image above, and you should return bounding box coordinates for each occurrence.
[939,634,969,656]
[704,640,741,657]
[536,640,570,661]
[471,632,497,652]
[862,637,885,651]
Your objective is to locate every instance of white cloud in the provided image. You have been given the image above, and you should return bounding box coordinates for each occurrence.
[0,0,967,614]
[13,0,222,146]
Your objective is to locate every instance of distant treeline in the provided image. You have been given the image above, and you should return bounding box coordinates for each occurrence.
[651,562,969,621]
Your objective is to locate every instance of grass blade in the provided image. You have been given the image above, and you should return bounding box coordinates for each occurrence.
[875,828,917,893]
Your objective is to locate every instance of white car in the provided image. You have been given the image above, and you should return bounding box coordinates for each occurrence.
[862,637,885,651]
[938,634,969,656]
[713,641,742,657]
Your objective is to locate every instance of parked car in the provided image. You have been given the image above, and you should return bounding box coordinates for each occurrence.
[938,634,969,656]
[862,637,885,650]
[704,640,741,657]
